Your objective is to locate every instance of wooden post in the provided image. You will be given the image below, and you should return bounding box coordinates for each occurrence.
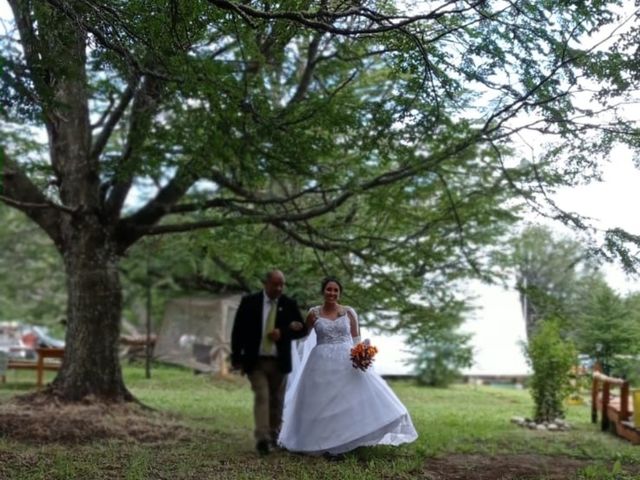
[591,376,599,424]
[36,350,44,387]
[621,381,630,421]
[35,347,65,388]
[602,382,610,431]
[145,256,152,380]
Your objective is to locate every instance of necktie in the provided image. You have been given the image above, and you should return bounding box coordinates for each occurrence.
[262,299,277,353]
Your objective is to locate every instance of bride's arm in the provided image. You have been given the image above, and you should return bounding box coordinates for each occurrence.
[347,308,360,343]
[305,308,317,333]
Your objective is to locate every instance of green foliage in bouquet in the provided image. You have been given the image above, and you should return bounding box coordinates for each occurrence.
[525,319,576,422]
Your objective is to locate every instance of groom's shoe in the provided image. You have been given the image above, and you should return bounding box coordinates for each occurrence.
[323,452,346,462]
[256,440,271,456]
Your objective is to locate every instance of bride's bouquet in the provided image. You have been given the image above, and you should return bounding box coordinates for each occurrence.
[350,339,378,371]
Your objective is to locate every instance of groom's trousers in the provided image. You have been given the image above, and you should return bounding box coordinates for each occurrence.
[248,357,286,443]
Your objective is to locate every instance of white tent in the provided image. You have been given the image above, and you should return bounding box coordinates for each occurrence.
[154,295,241,373]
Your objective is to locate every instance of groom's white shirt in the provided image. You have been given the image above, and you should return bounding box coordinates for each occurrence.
[259,290,278,357]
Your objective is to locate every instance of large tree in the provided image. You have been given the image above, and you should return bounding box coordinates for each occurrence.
[0,1,635,401]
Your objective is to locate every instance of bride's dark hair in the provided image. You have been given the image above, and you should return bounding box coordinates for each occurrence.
[321,276,343,294]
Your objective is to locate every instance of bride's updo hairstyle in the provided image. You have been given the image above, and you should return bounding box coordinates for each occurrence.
[321,276,343,294]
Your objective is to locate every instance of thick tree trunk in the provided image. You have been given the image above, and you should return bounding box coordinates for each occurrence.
[50,222,132,401]
[22,3,135,402]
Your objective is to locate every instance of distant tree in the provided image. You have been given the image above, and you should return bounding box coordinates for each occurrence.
[506,226,640,378]
[507,225,601,341]
[572,279,640,376]
[404,300,473,388]
[0,206,66,330]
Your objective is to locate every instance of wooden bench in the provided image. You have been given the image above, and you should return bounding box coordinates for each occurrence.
[1,347,64,387]
[591,371,640,444]
[120,334,156,362]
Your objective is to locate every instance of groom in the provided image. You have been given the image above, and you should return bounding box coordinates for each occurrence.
[231,269,306,455]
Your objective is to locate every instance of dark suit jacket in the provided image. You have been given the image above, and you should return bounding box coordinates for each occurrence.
[231,292,307,374]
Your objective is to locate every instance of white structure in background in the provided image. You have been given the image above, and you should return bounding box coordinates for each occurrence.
[154,295,241,373]
[462,282,529,379]
[361,282,530,379]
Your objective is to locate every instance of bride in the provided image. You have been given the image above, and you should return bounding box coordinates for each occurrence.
[278,277,418,456]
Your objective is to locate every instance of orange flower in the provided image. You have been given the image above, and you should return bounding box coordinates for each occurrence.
[350,340,378,371]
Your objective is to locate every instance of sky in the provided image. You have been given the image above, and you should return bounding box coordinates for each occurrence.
[2,2,640,376]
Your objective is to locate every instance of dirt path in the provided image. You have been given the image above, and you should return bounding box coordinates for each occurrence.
[420,453,627,480]
[0,394,192,443]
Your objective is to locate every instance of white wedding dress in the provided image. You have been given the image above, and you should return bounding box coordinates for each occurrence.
[278,308,418,455]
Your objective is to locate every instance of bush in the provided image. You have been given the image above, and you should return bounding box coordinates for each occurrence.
[525,319,576,422]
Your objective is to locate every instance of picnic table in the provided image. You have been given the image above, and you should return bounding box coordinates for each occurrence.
[1,347,64,387]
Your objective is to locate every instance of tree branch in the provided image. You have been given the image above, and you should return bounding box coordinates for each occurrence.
[90,78,138,161]
[0,194,75,214]
[134,122,492,241]
[115,165,198,251]
[1,153,65,249]
[287,33,322,106]
[0,56,42,109]
[208,254,253,292]
[7,0,52,122]
[205,0,479,35]
[434,171,483,277]
[43,0,162,79]
[104,76,163,219]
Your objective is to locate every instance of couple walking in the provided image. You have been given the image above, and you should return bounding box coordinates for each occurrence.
[231,270,417,457]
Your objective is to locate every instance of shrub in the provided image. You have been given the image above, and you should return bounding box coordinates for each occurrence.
[525,319,576,422]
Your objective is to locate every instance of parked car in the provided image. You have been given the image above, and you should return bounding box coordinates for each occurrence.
[0,322,64,360]
[30,326,65,349]
[0,321,27,358]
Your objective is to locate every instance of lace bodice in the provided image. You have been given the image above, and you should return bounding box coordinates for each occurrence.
[314,314,353,345]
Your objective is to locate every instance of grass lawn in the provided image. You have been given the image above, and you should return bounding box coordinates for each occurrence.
[1,364,640,479]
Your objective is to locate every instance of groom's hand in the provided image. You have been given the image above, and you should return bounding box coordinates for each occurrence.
[289,321,304,332]
[268,328,281,342]
[230,361,244,375]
